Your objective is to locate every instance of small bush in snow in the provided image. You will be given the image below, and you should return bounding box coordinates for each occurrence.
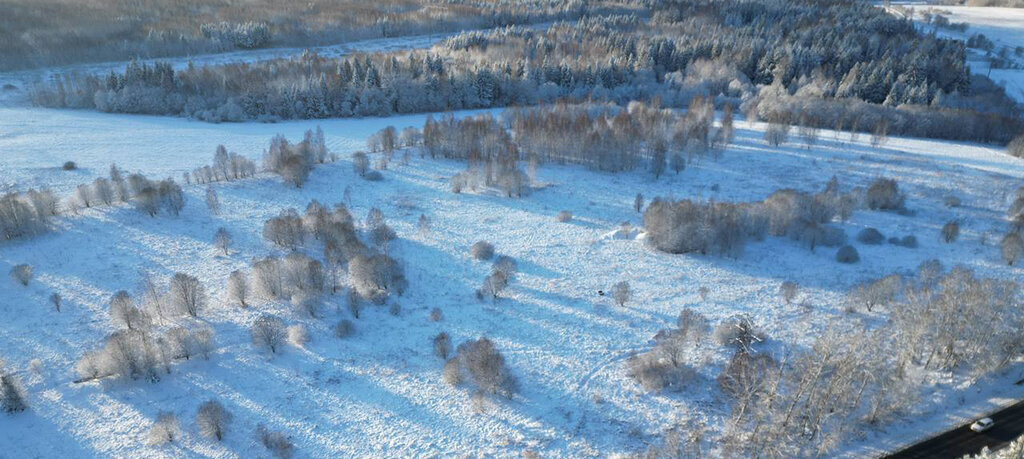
[250,315,286,354]
[363,170,384,181]
[446,337,517,397]
[470,241,495,260]
[612,281,631,307]
[477,270,508,301]
[287,325,309,348]
[429,308,443,322]
[944,196,961,208]
[62,161,77,171]
[492,255,517,278]
[889,235,918,248]
[1002,232,1024,266]
[147,412,180,445]
[334,320,354,338]
[433,332,451,359]
[257,424,294,459]
[9,264,32,286]
[836,245,860,263]
[941,220,960,243]
[865,178,905,211]
[1008,134,1024,158]
[713,316,764,351]
[626,351,697,392]
[556,211,573,222]
[856,228,885,245]
[0,362,28,413]
[196,400,232,441]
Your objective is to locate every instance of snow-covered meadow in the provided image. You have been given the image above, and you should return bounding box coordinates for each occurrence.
[1,101,1024,456]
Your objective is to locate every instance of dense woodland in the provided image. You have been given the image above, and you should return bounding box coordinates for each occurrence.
[1,0,634,71]
[32,0,1024,143]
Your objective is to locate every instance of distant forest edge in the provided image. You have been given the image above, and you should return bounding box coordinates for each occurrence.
[29,0,1024,144]
[0,0,636,72]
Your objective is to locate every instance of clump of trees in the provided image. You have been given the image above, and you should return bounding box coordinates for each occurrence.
[263,128,330,188]
[865,178,905,211]
[190,145,257,185]
[626,309,709,392]
[1,190,57,240]
[443,337,517,398]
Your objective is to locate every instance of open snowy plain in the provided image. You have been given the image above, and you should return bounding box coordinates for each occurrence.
[1,97,1024,456]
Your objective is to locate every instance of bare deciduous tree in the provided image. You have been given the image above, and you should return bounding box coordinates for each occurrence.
[147,411,180,445]
[227,270,249,307]
[169,273,206,317]
[250,315,286,354]
[213,227,232,255]
[612,281,631,307]
[196,400,232,441]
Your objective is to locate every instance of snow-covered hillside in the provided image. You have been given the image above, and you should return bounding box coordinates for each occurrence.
[1,103,1023,456]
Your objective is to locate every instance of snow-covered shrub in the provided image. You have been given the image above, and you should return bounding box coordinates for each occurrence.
[169,273,206,317]
[941,220,960,243]
[8,264,32,286]
[253,256,284,299]
[889,234,918,248]
[0,362,28,413]
[470,241,494,260]
[147,412,179,445]
[1,192,51,240]
[62,161,77,171]
[626,351,697,392]
[944,195,961,208]
[556,210,573,222]
[257,424,294,459]
[250,315,286,354]
[369,224,397,248]
[334,320,354,338]
[196,400,232,441]
[352,152,370,177]
[388,302,401,316]
[477,270,508,301]
[1008,134,1024,159]
[227,270,248,307]
[1002,232,1024,266]
[492,255,517,278]
[446,337,517,397]
[836,245,860,263]
[865,178,905,211]
[433,332,451,359]
[429,307,443,322]
[612,281,631,307]
[287,325,309,348]
[856,227,885,245]
[849,274,903,312]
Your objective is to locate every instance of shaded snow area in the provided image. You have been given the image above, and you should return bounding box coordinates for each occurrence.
[2,106,1024,457]
[894,2,1024,103]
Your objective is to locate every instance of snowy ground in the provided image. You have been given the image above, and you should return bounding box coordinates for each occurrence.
[1,102,1024,456]
[892,2,1024,103]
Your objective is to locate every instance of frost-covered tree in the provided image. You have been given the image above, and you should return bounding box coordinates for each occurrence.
[1001,232,1024,266]
[147,412,180,445]
[352,152,370,177]
[446,337,517,397]
[205,187,220,215]
[109,290,150,331]
[779,281,798,305]
[227,270,249,307]
[612,281,631,307]
[250,315,285,354]
[168,273,206,317]
[470,241,495,260]
[941,220,960,243]
[213,227,232,255]
[434,332,451,359]
[196,400,232,441]
[0,361,28,413]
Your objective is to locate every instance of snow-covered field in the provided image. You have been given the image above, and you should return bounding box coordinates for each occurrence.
[893,2,1024,102]
[1,101,1023,456]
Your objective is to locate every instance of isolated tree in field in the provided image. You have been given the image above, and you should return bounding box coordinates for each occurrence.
[147,412,180,445]
[205,187,220,215]
[227,270,249,307]
[779,281,798,305]
[257,424,294,459]
[720,104,735,146]
[213,227,232,255]
[253,256,284,299]
[0,363,28,413]
[448,337,517,397]
[9,264,32,286]
[352,152,370,177]
[651,139,667,179]
[110,290,150,331]
[670,153,685,175]
[417,213,430,236]
[169,273,206,317]
[613,281,631,307]
[635,193,644,213]
[250,315,286,354]
[941,220,960,243]
[764,123,790,147]
[1002,233,1024,266]
[479,270,508,301]
[49,292,61,312]
[196,400,232,441]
